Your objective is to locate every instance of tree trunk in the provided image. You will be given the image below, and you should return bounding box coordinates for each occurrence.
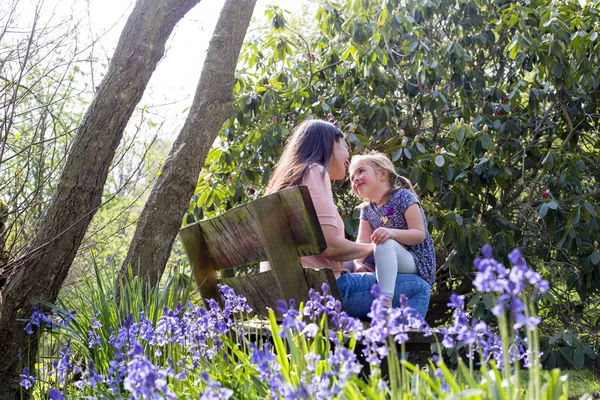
[0,0,200,397]
[118,0,258,291]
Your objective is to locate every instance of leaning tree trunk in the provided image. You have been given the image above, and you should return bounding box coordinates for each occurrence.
[0,0,201,397]
[118,0,257,291]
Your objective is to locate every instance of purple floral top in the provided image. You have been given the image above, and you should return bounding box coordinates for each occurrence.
[360,189,436,286]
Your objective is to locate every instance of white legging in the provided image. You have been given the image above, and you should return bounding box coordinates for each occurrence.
[374,239,418,298]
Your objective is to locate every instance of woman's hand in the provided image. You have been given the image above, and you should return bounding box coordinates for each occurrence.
[371,227,393,244]
[354,261,374,273]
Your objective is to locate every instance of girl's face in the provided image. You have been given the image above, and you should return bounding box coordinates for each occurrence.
[328,136,350,180]
[350,160,387,199]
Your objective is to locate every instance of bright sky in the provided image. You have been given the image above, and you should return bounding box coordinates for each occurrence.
[12,0,306,138]
[81,0,306,136]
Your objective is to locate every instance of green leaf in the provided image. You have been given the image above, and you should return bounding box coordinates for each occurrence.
[552,61,562,78]
[547,200,558,210]
[583,344,597,359]
[583,202,596,217]
[590,31,598,41]
[559,346,573,363]
[573,348,585,369]
[416,143,426,153]
[455,126,465,141]
[549,333,562,345]
[377,5,388,26]
[454,214,463,226]
[539,203,549,217]
[407,41,419,52]
[482,295,494,310]
[435,155,445,167]
[591,251,600,265]
[403,147,412,159]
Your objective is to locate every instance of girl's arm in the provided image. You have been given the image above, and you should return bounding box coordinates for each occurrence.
[320,224,374,261]
[371,204,426,245]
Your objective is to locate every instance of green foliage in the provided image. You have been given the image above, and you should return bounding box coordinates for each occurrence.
[188,0,600,340]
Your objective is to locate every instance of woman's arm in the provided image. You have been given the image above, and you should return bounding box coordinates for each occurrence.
[356,219,373,245]
[353,219,374,272]
[371,204,426,245]
[320,224,373,261]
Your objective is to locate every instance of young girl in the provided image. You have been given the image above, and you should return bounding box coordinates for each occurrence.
[349,151,436,307]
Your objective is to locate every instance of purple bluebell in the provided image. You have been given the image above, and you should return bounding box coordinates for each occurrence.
[199,371,234,400]
[19,366,35,389]
[123,342,176,399]
[48,388,64,400]
[360,292,429,365]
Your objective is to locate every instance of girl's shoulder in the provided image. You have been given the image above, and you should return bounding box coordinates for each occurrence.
[389,188,419,206]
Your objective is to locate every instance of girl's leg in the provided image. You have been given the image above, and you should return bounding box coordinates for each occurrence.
[373,240,417,302]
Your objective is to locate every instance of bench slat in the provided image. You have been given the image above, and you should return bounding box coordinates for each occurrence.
[278,187,326,257]
[220,271,280,319]
[303,268,341,301]
[253,192,310,305]
[179,222,219,301]
[196,204,266,271]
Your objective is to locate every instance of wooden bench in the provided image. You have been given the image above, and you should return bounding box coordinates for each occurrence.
[179,186,434,352]
[179,186,341,319]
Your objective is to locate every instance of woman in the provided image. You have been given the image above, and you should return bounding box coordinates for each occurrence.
[264,119,430,319]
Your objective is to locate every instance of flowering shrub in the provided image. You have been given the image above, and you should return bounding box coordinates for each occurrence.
[18,248,570,399]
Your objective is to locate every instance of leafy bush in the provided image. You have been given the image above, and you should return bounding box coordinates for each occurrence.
[188,0,600,344]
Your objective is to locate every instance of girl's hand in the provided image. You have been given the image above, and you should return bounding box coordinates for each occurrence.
[354,261,374,273]
[371,227,393,244]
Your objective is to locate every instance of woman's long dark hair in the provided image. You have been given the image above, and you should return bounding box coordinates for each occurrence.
[265,119,343,195]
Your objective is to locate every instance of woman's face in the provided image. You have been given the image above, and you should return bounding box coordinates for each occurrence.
[328,136,349,180]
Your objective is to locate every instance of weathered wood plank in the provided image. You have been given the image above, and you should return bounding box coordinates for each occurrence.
[178,223,219,300]
[239,319,436,351]
[279,186,326,257]
[303,268,344,309]
[198,203,266,271]
[220,271,280,319]
[252,193,310,305]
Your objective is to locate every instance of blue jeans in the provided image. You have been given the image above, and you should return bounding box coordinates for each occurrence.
[336,272,430,320]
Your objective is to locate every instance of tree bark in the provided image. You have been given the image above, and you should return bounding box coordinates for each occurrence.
[118,0,258,291]
[0,0,200,397]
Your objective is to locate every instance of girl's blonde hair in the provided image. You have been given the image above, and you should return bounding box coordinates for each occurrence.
[349,151,417,204]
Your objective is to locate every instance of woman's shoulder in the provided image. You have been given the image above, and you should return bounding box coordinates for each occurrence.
[302,163,332,193]
[303,163,328,181]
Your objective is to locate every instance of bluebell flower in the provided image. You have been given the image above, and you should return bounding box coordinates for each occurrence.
[24,306,50,334]
[277,299,305,335]
[199,372,234,400]
[218,284,252,314]
[433,365,450,392]
[482,244,493,259]
[48,388,64,400]
[19,366,35,389]
[360,293,429,365]
[107,358,127,392]
[123,342,176,399]
[50,344,73,384]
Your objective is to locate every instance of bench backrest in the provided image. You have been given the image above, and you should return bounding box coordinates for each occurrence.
[179,186,341,318]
